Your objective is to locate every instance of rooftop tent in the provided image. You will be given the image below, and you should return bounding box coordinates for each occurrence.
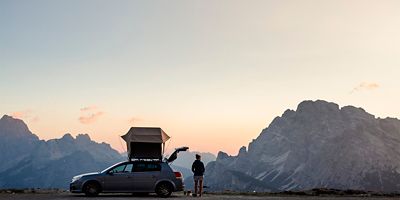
[121,127,170,160]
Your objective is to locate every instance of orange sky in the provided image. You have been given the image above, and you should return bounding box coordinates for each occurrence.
[1,0,400,155]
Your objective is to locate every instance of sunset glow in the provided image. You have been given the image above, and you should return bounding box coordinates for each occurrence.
[1,0,400,155]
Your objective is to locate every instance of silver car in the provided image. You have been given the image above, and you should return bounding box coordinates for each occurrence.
[70,148,188,197]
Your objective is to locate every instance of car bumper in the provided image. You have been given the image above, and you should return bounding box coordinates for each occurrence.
[176,185,184,191]
[70,182,83,193]
[175,181,184,191]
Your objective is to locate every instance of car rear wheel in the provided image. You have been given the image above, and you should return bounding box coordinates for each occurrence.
[155,182,173,198]
[84,182,100,197]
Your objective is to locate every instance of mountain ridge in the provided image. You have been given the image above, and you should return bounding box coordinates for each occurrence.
[205,100,400,192]
[0,115,124,188]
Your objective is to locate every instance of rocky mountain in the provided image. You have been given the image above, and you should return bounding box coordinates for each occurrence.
[0,115,39,172]
[0,115,124,188]
[205,100,400,192]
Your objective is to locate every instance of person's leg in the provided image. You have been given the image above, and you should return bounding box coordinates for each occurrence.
[199,177,204,196]
[194,179,198,196]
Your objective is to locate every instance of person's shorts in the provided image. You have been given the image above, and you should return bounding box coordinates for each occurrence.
[194,176,204,181]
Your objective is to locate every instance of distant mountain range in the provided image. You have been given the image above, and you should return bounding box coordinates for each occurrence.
[4,100,399,192]
[0,115,216,189]
[0,115,124,189]
[205,100,400,192]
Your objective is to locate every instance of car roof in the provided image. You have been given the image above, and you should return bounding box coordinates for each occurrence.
[118,160,166,165]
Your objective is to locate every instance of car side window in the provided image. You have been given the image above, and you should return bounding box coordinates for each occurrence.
[133,163,161,172]
[133,163,146,172]
[110,164,126,173]
[147,163,161,171]
[124,164,133,172]
[109,163,133,173]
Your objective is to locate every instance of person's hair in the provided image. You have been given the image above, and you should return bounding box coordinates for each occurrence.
[196,154,201,160]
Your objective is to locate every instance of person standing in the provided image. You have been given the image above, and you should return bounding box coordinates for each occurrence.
[191,154,205,197]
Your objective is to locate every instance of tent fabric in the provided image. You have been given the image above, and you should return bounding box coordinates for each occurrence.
[121,127,170,143]
[121,127,170,159]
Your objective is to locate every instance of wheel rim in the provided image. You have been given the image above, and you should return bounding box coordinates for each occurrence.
[88,186,96,194]
[87,184,98,195]
[158,184,170,196]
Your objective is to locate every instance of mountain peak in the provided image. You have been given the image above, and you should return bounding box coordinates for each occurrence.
[296,100,339,113]
[1,115,25,125]
[340,105,374,118]
[1,114,14,120]
[217,151,230,160]
[61,133,74,142]
[76,134,91,142]
[238,146,247,157]
[0,115,38,140]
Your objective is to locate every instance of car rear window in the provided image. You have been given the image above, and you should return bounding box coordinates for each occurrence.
[147,163,161,171]
[133,162,161,172]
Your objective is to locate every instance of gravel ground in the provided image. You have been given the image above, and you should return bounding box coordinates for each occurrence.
[0,193,398,200]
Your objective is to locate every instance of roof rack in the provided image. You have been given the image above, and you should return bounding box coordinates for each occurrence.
[128,158,163,162]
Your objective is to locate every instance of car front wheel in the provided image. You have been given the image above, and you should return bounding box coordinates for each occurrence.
[155,182,173,198]
[84,182,100,197]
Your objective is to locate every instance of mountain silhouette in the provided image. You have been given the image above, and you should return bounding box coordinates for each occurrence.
[206,100,400,192]
[0,115,123,188]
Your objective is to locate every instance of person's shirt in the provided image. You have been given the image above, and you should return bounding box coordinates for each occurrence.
[191,160,205,176]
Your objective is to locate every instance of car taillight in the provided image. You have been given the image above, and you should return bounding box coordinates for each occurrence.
[174,172,183,179]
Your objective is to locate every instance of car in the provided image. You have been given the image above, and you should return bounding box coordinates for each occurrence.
[70,147,188,197]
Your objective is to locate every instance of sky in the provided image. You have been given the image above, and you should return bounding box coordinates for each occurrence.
[1,0,400,155]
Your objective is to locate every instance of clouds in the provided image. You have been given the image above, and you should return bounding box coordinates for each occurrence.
[351,82,380,94]
[11,110,40,122]
[79,106,104,124]
[78,106,143,126]
[128,117,143,125]
[80,106,98,112]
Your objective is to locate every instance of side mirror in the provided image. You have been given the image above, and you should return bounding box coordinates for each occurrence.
[108,171,114,176]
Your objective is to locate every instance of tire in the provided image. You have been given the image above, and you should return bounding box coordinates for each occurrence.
[83,181,100,197]
[155,182,173,198]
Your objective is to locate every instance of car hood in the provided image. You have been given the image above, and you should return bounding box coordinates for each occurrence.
[73,172,100,179]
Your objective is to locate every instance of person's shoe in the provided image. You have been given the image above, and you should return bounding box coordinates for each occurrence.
[192,194,197,197]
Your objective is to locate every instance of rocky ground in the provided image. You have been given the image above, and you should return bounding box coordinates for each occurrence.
[0,194,398,200]
[0,191,399,200]
[0,188,399,200]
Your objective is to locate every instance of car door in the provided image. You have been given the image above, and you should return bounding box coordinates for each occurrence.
[102,163,134,192]
[131,162,161,192]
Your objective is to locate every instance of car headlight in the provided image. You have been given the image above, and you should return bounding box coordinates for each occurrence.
[71,176,82,183]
